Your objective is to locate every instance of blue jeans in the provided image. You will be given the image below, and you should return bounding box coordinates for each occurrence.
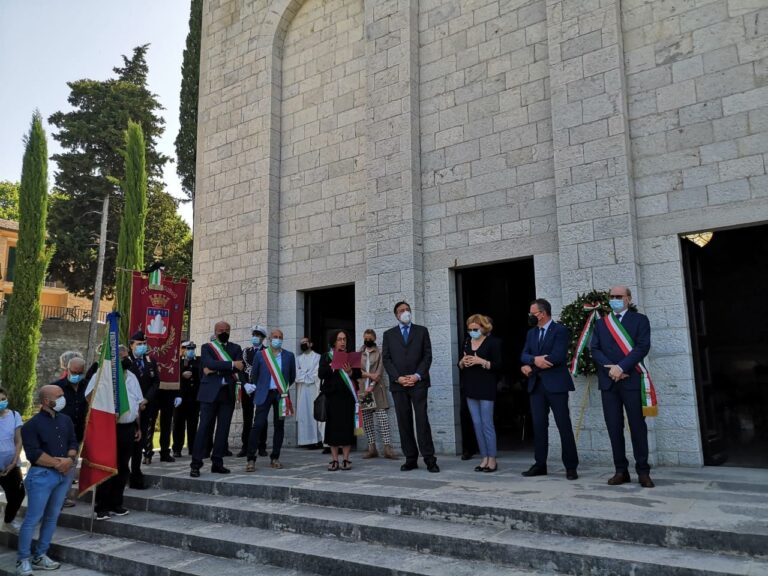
[467,398,497,458]
[17,466,73,561]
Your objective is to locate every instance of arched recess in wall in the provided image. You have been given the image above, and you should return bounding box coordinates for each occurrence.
[269,0,367,280]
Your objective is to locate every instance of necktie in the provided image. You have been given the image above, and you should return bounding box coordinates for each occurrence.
[402,325,410,343]
[617,313,623,323]
[538,328,545,348]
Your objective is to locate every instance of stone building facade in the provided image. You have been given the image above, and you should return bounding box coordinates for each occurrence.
[192,0,768,466]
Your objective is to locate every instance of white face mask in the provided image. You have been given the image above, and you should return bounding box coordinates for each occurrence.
[53,396,66,412]
[398,310,412,325]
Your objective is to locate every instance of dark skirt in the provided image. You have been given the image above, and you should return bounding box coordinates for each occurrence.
[324,390,355,447]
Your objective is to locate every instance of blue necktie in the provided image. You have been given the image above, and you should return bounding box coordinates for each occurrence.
[402,325,410,343]
[538,328,545,348]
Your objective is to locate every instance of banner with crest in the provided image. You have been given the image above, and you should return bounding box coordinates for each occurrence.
[129,270,188,388]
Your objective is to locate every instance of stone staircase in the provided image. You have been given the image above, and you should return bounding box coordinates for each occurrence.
[2,452,768,575]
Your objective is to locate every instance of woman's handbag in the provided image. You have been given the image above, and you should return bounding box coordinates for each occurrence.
[360,390,377,411]
[314,391,327,422]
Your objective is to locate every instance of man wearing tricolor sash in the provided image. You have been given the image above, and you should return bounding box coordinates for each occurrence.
[245,328,296,471]
[590,286,656,488]
[190,321,243,477]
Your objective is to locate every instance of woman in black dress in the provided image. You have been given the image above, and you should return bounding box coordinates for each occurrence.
[458,314,503,472]
[319,330,361,471]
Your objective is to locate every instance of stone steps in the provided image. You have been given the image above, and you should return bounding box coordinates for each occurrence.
[50,483,766,576]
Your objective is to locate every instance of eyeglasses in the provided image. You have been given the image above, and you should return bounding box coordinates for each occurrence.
[609,295,626,299]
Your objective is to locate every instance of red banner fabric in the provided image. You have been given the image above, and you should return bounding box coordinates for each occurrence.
[129,271,188,388]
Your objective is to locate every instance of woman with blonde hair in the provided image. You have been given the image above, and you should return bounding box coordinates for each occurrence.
[458,314,503,472]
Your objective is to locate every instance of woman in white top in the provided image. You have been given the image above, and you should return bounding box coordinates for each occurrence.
[0,387,25,532]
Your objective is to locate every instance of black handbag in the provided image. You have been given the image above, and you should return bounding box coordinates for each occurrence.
[360,391,377,411]
[314,391,327,422]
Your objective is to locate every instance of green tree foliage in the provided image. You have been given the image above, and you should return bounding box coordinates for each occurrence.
[47,45,170,298]
[115,121,148,342]
[175,0,203,200]
[0,181,20,221]
[0,113,54,413]
[144,185,193,280]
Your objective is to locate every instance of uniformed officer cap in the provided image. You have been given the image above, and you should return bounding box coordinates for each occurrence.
[181,340,197,349]
[130,330,146,342]
[251,324,268,337]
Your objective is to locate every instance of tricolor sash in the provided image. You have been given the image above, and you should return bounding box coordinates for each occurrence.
[329,351,364,436]
[262,348,294,418]
[570,305,601,377]
[603,313,658,417]
[208,341,240,397]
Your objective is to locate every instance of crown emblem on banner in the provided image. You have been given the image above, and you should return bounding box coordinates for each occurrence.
[149,293,170,307]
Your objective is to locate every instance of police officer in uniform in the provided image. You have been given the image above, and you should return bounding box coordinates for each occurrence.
[173,341,200,458]
[238,325,269,458]
[126,331,159,487]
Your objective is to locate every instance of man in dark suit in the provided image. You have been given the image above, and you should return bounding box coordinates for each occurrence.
[382,301,439,473]
[189,321,243,477]
[173,341,200,457]
[245,328,296,471]
[590,285,654,488]
[520,298,579,480]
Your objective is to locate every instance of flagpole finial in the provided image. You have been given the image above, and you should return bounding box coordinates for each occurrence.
[153,242,163,261]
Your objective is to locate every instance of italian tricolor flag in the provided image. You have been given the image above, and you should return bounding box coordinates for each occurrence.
[79,312,128,496]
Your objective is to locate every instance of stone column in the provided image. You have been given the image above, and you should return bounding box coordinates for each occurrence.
[546,0,653,464]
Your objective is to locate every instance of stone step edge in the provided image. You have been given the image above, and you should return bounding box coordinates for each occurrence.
[118,489,768,575]
[55,509,543,576]
[57,503,764,576]
[139,471,768,559]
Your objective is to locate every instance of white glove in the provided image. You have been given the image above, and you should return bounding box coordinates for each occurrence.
[174,397,182,408]
[244,383,256,395]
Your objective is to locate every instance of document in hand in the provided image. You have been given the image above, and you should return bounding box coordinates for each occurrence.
[331,351,362,370]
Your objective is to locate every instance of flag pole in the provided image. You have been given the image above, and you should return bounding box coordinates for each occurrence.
[89,490,96,534]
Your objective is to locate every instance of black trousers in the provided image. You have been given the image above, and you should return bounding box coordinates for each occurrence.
[191,387,235,469]
[529,382,579,470]
[130,410,149,481]
[459,388,478,456]
[96,423,135,513]
[144,389,175,458]
[0,466,25,523]
[601,384,650,474]
[391,385,436,465]
[247,390,284,461]
[172,399,199,455]
[240,397,267,452]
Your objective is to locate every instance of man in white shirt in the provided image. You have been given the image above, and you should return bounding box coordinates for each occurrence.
[92,345,145,519]
[294,337,322,448]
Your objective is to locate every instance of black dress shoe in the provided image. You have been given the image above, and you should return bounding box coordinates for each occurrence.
[460,452,473,461]
[258,448,268,457]
[566,469,578,480]
[190,468,200,478]
[236,449,247,458]
[400,462,418,471]
[638,474,655,488]
[172,451,182,458]
[224,450,234,457]
[211,465,231,474]
[607,471,631,485]
[427,462,440,473]
[160,454,176,463]
[128,478,146,490]
[521,465,547,477]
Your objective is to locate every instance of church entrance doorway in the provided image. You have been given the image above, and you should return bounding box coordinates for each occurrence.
[682,223,768,468]
[303,284,356,355]
[455,258,536,453]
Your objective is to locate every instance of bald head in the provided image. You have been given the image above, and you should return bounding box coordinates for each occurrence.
[38,385,64,407]
[214,321,231,343]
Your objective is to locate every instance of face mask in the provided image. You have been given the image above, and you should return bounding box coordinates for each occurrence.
[609,299,625,313]
[185,350,196,359]
[53,396,66,412]
[528,314,539,327]
[134,344,148,356]
[271,338,283,349]
[398,311,411,325]
[252,336,262,346]
[218,332,230,343]
[300,343,309,352]
[469,330,482,340]
[0,400,8,411]
[364,340,376,348]
[121,357,133,370]
[68,374,83,384]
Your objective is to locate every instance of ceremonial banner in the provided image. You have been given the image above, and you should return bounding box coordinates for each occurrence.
[129,271,188,388]
[79,312,126,495]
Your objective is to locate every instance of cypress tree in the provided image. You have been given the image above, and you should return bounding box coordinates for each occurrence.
[175,0,203,200]
[0,113,54,414]
[115,121,148,343]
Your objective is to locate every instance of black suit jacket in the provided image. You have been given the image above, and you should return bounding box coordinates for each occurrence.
[590,310,651,391]
[520,321,575,394]
[382,323,432,391]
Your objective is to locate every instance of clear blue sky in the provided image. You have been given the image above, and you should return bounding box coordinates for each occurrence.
[0,0,193,226]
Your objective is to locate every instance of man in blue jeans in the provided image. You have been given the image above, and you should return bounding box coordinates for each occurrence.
[17,385,78,576]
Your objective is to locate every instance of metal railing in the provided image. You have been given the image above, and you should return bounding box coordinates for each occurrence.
[38,305,109,323]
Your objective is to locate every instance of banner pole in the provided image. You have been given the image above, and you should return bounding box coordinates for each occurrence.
[89,490,96,534]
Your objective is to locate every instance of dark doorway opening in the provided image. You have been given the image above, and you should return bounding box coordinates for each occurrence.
[682,224,768,468]
[304,284,356,354]
[456,258,536,452]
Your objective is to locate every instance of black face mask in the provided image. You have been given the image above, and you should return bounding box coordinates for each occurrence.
[364,340,376,348]
[217,332,230,343]
[121,358,132,370]
[300,343,310,352]
[527,314,539,327]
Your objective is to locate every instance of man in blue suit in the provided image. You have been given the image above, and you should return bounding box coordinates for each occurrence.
[190,321,243,477]
[245,328,296,471]
[520,298,579,480]
[590,286,654,488]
